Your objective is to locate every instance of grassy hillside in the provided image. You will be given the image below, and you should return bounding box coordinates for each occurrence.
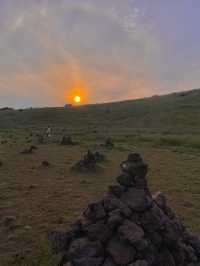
[1,88,200,136]
[1,89,200,265]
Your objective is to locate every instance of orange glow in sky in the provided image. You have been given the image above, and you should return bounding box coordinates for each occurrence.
[64,78,88,105]
[74,95,81,103]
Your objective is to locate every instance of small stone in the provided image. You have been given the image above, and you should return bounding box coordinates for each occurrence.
[121,187,152,212]
[103,194,121,212]
[41,161,50,167]
[120,153,148,178]
[48,231,73,253]
[141,203,167,232]
[108,209,123,229]
[107,237,136,265]
[117,173,134,187]
[156,248,176,266]
[83,220,112,243]
[68,238,103,265]
[3,216,17,227]
[118,220,144,244]
[84,202,106,222]
[108,185,125,198]
[24,225,32,230]
[128,260,148,266]
[102,257,117,266]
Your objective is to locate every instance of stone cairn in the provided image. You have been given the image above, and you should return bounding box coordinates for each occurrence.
[72,150,105,172]
[49,153,200,266]
[61,136,76,146]
[105,138,114,149]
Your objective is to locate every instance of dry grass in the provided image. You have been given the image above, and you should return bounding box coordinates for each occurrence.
[0,139,200,265]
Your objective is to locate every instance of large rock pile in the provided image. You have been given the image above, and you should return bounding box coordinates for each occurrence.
[50,153,200,266]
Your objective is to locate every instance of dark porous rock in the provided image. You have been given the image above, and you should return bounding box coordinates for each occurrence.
[72,150,105,172]
[20,146,35,154]
[83,220,112,243]
[147,231,163,247]
[71,220,83,236]
[84,202,106,222]
[120,153,148,178]
[49,153,200,266]
[156,248,176,266]
[94,152,105,162]
[102,257,117,266]
[68,238,103,264]
[41,160,50,167]
[107,209,123,229]
[107,237,136,265]
[108,185,125,198]
[48,231,73,254]
[105,138,114,149]
[181,243,198,264]
[184,233,200,258]
[72,256,104,266]
[118,220,144,245]
[117,172,134,187]
[153,191,175,219]
[134,176,149,190]
[162,218,184,245]
[128,260,148,266]
[61,136,76,146]
[121,187,152,212]
[141,203,167,232]
[103,193,122,212]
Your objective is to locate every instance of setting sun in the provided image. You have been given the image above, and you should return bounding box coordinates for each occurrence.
[74,95,81,103]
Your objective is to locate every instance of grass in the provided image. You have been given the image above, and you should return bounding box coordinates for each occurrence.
[19,240,56,266]
[1,88,200,265]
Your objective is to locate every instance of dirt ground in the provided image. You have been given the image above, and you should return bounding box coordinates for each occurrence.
[1,142,200,265]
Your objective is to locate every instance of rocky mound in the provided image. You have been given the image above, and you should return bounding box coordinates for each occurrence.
[71,150,105,172]
[61,136,76,146]
[49,153,200,266]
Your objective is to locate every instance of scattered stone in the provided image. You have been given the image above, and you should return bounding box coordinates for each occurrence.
[41,161,50,167]
[28,184,37,189]
[20,146,36,154]
[24,225,32,230]
[49,153,200,266]
[1,140,8,144]
[3,216,17,227]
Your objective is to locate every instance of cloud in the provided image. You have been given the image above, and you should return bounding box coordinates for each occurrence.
[0,0,168,107]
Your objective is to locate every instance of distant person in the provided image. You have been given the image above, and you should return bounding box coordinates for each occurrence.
[46,126,52,138]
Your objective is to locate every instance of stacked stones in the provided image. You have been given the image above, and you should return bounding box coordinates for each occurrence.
[61,136,76,146]
[72,150,105,172]
[50,153,200,266]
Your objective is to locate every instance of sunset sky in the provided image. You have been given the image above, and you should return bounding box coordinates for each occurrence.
[0,0,200,107]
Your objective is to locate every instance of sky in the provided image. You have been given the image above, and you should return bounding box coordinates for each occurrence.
[0,0,200,108]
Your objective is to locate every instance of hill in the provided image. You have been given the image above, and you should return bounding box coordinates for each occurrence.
[1,88,200,136]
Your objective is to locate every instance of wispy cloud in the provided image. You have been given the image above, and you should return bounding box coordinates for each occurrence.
[0,0,195,107]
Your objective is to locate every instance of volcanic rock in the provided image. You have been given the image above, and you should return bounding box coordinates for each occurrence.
[61,136,76,146]
[105,138,114,149]
[41,161,50,167]
[20,146,35,154]
[72,150,105,172]
[49,153,200,266]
